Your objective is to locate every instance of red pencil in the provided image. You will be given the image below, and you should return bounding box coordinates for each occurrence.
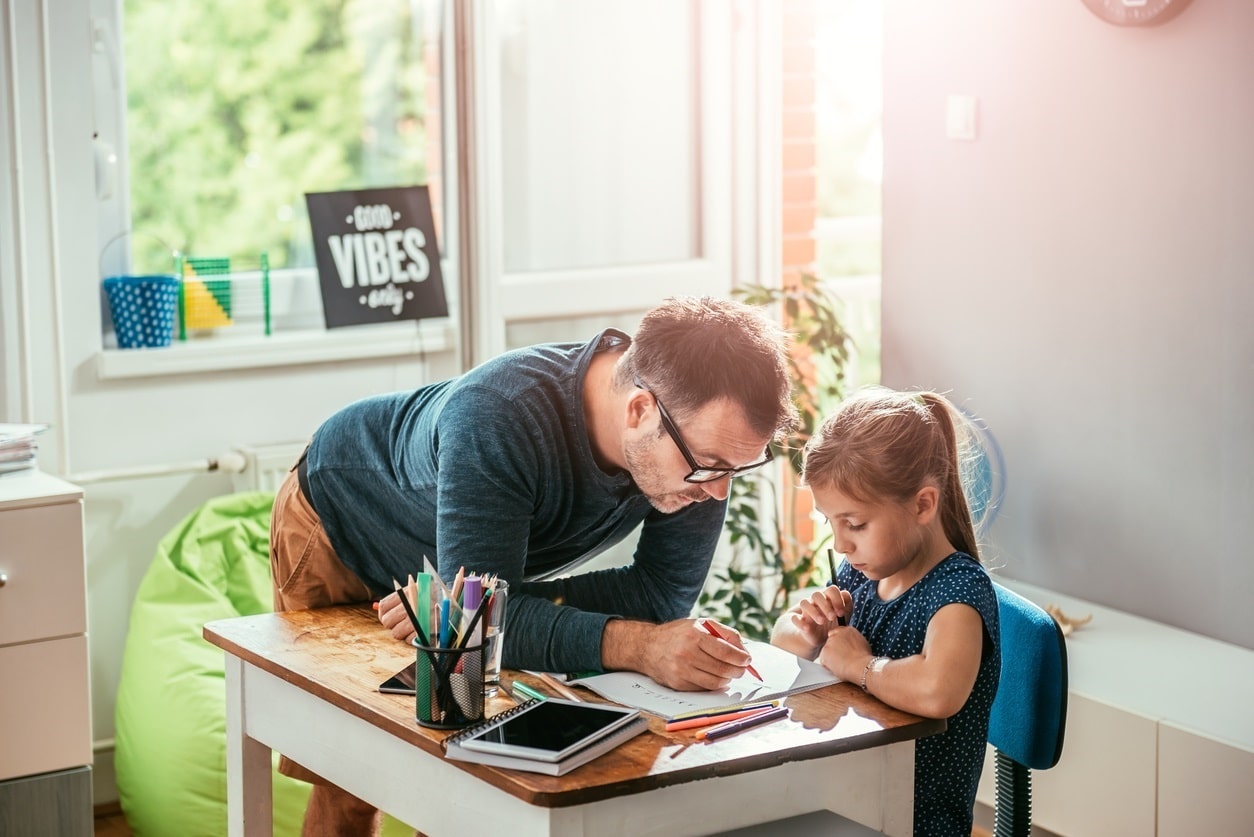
[700,619,763,681]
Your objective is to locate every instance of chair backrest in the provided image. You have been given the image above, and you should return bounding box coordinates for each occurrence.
[988,582,1068,770]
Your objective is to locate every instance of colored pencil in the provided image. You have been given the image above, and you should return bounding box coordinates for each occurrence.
[509,681,547,703]
[667,699,781,722]
[391,578,432,648]
[534,671,584,702]
[664,702,782,732]
[828,549,847,627]
[700,619,763,681]
[696,705,789,741]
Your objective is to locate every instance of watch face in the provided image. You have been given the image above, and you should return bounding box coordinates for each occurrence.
[1081,0,1194,26]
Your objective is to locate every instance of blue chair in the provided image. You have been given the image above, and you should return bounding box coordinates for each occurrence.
[988,583,1069,837]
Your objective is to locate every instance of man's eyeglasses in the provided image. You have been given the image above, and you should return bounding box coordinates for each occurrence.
[634,376,773,484]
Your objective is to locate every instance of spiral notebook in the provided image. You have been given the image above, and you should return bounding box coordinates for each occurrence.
[442,698,647,776]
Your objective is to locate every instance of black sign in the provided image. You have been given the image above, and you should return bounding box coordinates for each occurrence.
[305,185,448,329]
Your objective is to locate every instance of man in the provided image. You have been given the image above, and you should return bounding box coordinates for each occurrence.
[270,295,797,835]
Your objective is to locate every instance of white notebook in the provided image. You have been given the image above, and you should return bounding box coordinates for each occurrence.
[562,638,840,719]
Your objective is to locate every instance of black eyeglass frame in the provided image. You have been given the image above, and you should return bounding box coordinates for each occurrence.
[634,376,773,483]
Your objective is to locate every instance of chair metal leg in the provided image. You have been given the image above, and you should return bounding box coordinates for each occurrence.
[993,749,1032,837]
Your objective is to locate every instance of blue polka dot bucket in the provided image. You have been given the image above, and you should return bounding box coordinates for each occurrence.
[104,275,180,349]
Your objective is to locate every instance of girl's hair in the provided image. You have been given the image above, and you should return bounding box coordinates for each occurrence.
[802,387,980,561]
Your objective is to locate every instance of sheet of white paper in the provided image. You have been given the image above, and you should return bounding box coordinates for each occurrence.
[564,639,840,718]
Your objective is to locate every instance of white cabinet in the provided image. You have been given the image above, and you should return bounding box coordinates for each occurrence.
[977,579,1254,836]
[0,470,92,835]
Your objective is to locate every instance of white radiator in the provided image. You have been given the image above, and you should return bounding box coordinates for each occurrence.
[230,442,308,493]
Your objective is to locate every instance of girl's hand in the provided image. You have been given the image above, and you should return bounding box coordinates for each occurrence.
[818,621,872,681]
[772,586,852,659]
[792,586,852,634]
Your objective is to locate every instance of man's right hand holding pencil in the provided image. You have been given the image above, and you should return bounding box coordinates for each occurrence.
[600,617,758,692]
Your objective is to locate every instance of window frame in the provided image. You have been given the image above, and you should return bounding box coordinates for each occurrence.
[90,0,462,379]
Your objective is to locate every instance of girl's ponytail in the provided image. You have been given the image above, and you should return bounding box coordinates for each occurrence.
[919,393,980,562]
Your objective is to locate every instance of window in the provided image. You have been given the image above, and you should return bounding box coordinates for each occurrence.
[814,1,882,389]
[96,0,453,347]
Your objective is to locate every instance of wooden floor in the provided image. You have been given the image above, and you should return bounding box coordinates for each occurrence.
[93,803,132,837]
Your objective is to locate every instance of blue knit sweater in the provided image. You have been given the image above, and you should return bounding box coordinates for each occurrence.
[305,329,727,673]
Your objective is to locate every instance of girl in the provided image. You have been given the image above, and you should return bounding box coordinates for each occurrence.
[771,388,1000,837]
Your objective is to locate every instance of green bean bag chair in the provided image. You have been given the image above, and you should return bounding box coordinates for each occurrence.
[114,491,410,836]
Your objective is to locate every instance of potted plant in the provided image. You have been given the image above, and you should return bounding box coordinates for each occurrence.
[699,273,854,640]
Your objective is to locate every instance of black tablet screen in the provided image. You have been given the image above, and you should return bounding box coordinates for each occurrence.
[475,701,629,754]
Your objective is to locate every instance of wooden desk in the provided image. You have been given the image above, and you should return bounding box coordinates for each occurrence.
[204,605,944,837]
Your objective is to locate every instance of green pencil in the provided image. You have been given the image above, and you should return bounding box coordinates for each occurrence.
[510,681,547,703]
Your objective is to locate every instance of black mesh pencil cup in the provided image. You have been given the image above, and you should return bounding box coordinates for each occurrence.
[413,639,487,729]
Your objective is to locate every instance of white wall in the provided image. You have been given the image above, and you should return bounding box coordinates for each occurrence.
[881,0,1254,650]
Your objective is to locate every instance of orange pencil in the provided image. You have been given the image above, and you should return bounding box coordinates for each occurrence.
[664,702,780,732]
[700,619,763,681]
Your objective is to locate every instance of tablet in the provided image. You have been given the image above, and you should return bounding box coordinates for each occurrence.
[454,698,641,763]
[378,662,417,695]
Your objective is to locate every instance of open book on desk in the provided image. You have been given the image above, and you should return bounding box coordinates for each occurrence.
[442,698,647,776]
[562,638,841,719]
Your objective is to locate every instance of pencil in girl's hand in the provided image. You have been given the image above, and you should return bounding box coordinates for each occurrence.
[827,549,847,627]
[700,619,763,681]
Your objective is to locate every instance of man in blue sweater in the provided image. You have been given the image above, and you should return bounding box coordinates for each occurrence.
[270,295,796,835]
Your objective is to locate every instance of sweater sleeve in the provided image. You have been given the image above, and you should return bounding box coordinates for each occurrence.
[426,385,724,673]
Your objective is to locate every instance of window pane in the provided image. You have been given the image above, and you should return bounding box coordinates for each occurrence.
[496,0,696,273]
[815,0,882,388]
[123,0,444,273]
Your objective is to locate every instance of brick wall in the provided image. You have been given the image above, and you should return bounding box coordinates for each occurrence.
[781,0,818,290]
[780,0,818,551]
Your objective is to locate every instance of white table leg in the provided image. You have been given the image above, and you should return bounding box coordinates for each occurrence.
[225,656,274,837]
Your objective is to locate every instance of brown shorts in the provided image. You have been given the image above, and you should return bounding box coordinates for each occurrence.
[270,464,372,612]
[270,462,373,785]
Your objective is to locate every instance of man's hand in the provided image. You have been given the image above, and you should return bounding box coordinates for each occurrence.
[601,618,753,691]
[376,590,417,643]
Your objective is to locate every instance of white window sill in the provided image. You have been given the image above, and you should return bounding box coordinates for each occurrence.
[96,320,455,380]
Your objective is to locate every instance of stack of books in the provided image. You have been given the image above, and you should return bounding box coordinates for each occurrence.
[0,424,48,475]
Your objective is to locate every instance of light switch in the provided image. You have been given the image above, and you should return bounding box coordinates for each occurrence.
[946,95,978,141]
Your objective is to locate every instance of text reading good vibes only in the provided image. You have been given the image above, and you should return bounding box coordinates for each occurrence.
[306,185,447,327]
[327,203,432,314]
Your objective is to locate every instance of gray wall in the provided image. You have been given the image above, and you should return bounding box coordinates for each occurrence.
[881,0,1254,650]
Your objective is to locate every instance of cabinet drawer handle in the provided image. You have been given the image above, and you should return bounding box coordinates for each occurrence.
[0,572,7,588]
